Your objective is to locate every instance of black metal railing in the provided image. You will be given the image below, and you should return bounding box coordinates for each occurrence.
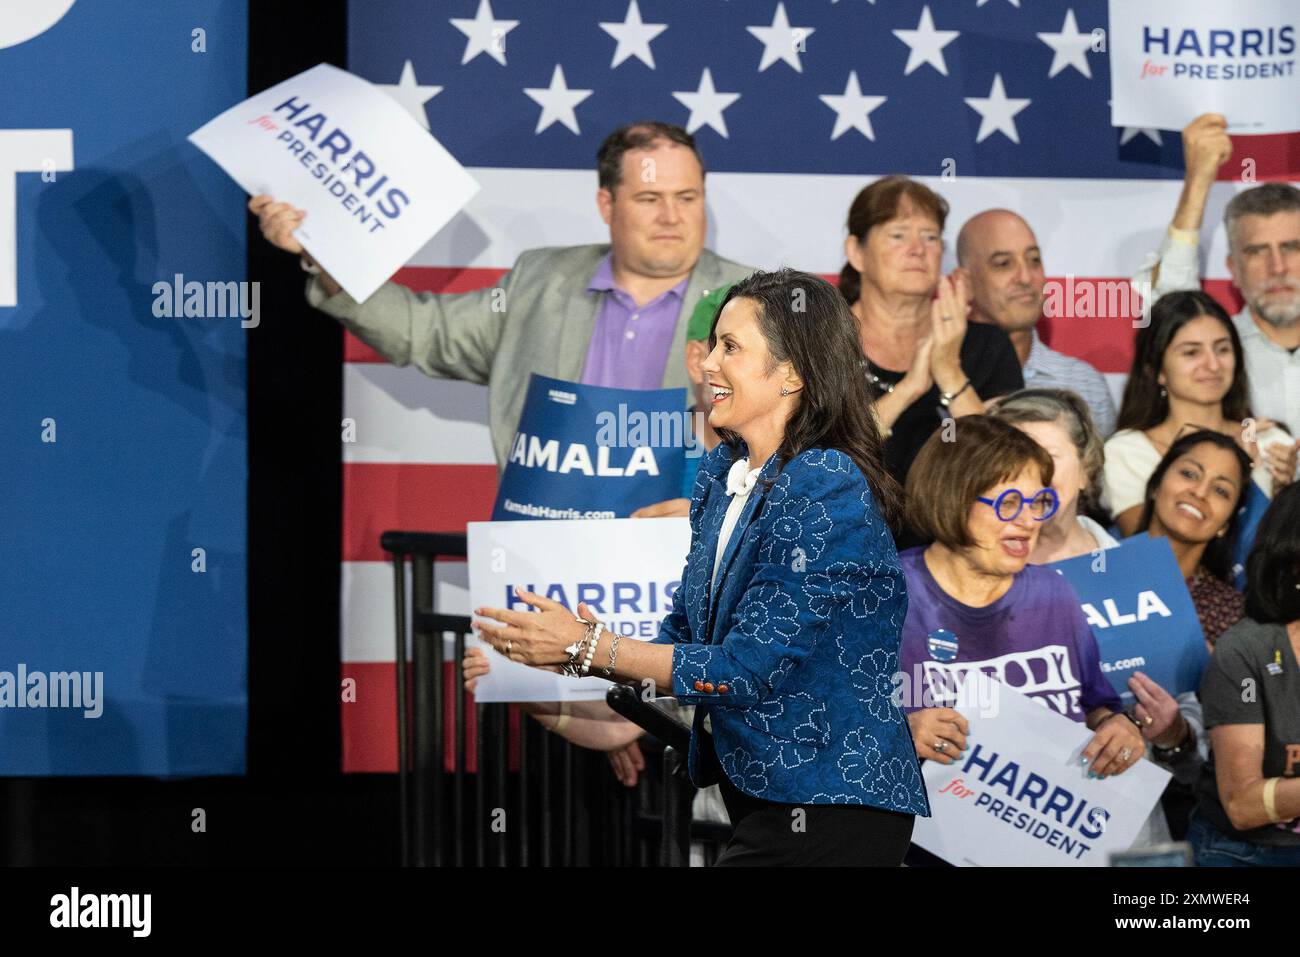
[605,684,694,866]
[379,530,722,866]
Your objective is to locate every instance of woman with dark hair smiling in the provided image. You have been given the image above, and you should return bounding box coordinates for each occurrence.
[1116,431,1254,842]
[1105,290,1296,537]
[1190,482,1300,865]
[1125,430,1251,793]
[471,269,928,865]
[1135,430,1253,648]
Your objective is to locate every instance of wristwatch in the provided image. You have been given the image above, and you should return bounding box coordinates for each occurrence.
[937,378,971,408]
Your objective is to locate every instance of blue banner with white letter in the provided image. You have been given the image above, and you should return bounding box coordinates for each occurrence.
[0,2,247,774]
[1050,535,1209,704]
[492,375,690,521]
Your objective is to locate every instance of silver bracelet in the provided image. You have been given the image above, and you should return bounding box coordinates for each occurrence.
[603,631,622,678]
[562,619,592,677]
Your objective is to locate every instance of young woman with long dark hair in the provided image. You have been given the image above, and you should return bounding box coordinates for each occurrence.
[1105,290,1296,537]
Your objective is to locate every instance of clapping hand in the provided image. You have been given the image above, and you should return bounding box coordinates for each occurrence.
[929,272,970,385]
[1262,438,1299,490]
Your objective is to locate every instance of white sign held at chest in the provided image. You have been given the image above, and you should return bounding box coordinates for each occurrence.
[468,518,691,702]
[912,680,1171,867]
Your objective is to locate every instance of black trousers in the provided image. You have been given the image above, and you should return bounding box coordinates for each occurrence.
[702,732,914,866]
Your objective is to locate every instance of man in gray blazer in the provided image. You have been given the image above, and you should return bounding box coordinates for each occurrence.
[251,121,752,469]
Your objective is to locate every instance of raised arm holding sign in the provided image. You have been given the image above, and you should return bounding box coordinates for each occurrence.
[248,120,751,471]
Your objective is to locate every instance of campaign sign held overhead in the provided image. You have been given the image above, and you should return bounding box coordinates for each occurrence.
[1110,0,1300,133]
[1050,535,1209,704]
[188,62,479,301]
[492,375,690,521]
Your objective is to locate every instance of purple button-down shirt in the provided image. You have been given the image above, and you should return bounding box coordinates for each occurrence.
[580,255,688,389]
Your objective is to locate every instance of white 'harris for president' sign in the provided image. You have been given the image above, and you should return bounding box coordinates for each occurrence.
[912,681,1171,867]
[1110,0,1300,134]
[468,518,692,702]
[189,62,479,302]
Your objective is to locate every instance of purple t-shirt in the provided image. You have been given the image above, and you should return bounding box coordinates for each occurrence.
[898,547,1120,723]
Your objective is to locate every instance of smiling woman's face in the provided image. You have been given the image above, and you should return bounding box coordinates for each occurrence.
[961,465,1050,577]
[701,296,786,438]
[1150,442,1244,545]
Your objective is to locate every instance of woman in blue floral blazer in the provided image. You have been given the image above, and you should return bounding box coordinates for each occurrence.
[475,269,928,865]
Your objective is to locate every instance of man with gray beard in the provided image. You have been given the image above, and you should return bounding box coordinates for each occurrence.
[1138,113,1300,465]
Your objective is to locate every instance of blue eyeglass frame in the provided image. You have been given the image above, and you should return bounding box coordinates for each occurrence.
[976,487,1060,522]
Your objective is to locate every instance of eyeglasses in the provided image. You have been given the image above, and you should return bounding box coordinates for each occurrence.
[976,488,1059,522]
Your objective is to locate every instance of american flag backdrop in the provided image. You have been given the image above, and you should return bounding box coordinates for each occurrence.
[339,0,1300,771]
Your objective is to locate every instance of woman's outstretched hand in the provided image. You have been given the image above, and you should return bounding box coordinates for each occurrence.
[473,588,598,669]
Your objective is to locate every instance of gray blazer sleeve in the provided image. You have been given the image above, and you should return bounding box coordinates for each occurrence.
[305,268,511,386]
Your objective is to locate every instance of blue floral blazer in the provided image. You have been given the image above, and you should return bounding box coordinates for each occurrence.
[651,442,930,815]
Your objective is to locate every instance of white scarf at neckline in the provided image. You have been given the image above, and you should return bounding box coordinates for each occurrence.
[725,457,762,497]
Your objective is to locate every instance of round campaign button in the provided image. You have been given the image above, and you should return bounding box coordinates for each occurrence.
[927,629,959,663]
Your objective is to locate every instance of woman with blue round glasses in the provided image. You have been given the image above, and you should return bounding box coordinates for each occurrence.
[895,416,1142,785]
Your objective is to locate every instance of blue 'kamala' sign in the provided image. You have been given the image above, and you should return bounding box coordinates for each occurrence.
[492,374,690,521]
[1050,535,1209,703]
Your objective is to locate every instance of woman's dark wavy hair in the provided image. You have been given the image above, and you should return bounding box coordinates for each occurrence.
[710,268,902,529]
[1117,290,1253,432]
[1244,482,1300,625]
[1135,429,1253,584]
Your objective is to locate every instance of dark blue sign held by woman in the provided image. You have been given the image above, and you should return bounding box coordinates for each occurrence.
[491,374,690,521]
[1050,535,1209,703]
